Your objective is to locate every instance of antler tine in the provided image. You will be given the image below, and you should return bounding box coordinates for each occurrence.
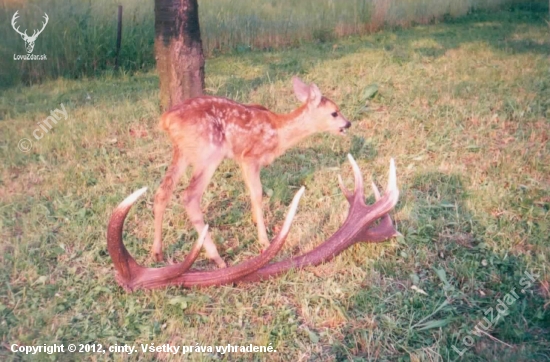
[371,181,381,200]
[107,187,148,285]
[346,154,365,202]
[371,158,398,205]
[271,186,305,243]
[338,174,353,203]
[176,224,209,273]
[386,158,399,206]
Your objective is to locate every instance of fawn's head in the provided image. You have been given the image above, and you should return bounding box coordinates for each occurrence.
[292,77,351,136]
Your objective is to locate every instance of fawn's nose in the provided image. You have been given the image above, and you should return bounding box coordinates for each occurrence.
[344,121,351,129]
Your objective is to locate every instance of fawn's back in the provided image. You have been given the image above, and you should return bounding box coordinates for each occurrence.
[160,96,282,166]
[160,80,351,168]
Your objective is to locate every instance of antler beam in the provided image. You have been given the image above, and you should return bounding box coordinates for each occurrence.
[106,155,399,291]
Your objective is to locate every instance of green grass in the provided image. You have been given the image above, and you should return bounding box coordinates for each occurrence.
[0,0,533,87]
[1,5,549,362]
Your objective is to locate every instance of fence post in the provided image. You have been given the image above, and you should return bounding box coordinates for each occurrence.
[115,5,123,70]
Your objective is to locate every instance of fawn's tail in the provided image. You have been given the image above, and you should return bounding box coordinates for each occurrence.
[159,112,171,132]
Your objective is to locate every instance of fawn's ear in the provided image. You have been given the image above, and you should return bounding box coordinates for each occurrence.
[292,77,310,103]
[308,83,322,107]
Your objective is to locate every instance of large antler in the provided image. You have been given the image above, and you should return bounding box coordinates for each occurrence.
[106,155,399,291]
[107,186,305,291]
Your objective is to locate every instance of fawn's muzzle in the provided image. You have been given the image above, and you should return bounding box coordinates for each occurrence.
[339,121,351,134]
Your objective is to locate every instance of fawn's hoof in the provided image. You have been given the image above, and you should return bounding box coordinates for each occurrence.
[152,251,164,263]
[259,238,271,250]
[215,258,228,269]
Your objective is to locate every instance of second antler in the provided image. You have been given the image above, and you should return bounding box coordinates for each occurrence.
[107,154,400,291]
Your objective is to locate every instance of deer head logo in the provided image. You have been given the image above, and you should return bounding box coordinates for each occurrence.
[11,11,49,54]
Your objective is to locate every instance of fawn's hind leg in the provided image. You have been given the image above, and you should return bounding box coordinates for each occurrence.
[182,152,227,268]
[152,148,188,262]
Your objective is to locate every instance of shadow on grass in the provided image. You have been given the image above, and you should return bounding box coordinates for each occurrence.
[327,172,549,360]
[384,3,549,61]
[210,5,548,114]
[248,7,545,68]
[0,73,160,119]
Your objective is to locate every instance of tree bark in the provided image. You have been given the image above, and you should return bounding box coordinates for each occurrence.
[155,0,205,111]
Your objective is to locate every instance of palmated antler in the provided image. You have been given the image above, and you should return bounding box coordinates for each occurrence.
[106,155,399,291]
[239,154,400,283]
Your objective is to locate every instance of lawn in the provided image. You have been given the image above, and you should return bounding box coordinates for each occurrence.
[1,4,549,362]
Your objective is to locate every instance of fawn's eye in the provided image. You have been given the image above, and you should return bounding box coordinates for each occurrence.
[331,112,338,117]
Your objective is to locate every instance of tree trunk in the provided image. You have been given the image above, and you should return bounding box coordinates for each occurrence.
[155,0,205,111]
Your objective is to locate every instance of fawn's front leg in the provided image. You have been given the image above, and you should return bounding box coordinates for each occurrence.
[241,161,270,249]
